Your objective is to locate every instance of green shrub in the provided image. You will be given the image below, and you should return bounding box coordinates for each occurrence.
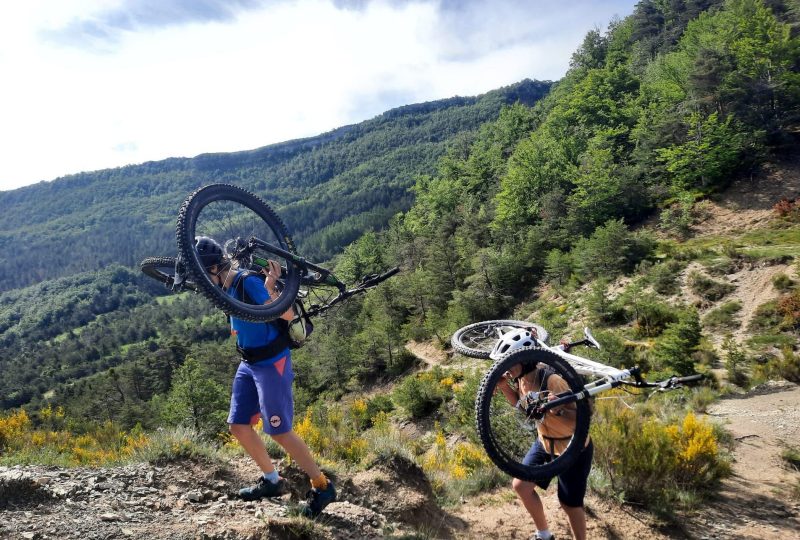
[628,294,680,338]
[782,444,800,471]
[584,279,626,326]
[702,301,742,330]
[749,300,783,332]
[692,339,719,368]
[366,395,395,423]
[752,347,800,384]
[572,220,655,282]
[772,273,795,291]
[723,337,749,388]
[689,386,720,414]
[134,426,217,465]
[587,329,636,370]
[647,260,685,295]
[659,193,695,239]
[650,310,702,375]
[535,302,570,339]
[387,348,419,376]
[447,369,484,440]
[544,249,574,287]
[689,272,735,302]
[392,368,452,419]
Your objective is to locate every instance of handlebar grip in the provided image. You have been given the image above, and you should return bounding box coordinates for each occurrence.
[361,267,400,287]
[673,374,704,384]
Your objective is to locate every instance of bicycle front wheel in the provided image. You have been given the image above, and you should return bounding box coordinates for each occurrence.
[476,347,591,482]
[176,184,301,322]
[140,256,198,292]
[452,320,550,359]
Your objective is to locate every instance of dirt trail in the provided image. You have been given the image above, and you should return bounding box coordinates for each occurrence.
[451,489,673,540]
[406,340,449,370]
[449,383,800,540]
[688,382,800,539]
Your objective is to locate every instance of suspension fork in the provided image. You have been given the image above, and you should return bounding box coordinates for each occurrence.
[542,367,640,411]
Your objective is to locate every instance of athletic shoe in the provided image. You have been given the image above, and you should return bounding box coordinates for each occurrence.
[238,476,285,501]
[300,481,337,517]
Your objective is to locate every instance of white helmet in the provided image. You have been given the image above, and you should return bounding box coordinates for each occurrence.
[489,327,537,360]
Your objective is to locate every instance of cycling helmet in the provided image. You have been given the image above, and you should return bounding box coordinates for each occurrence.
[489,327,537,360]
[195,236,223,269]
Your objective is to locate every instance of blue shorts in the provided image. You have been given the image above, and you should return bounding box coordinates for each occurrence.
[522,439,593,508]
[227,355,294,435]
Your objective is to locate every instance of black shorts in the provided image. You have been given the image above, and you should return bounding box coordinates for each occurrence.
[521,439,593,508]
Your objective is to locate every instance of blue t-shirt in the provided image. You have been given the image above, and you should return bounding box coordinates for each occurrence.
[227,273,288,363]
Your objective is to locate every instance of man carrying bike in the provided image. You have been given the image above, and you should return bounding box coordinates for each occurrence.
[496,348,593,540]
[197,236,336,517]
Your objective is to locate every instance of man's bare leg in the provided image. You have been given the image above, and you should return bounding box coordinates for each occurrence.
[512,478,549,531]
[271,430,322,479]
[561,503,587,540]
[229,423,275,474]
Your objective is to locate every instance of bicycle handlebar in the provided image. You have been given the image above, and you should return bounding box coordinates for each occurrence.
[627,372,705,390]
[304,266,399,317]
[359,267,400,288]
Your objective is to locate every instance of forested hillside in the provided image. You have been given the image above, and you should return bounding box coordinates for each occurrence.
[0,79,549,292]
[0,81,551,408]
[2,2,800,533]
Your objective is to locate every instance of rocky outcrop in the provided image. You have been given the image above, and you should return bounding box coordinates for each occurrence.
[0,457,421,539]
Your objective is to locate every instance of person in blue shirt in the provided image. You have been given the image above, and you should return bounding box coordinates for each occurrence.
[196,236,336,517]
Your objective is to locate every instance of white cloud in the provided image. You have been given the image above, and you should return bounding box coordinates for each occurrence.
[0,0,637,191]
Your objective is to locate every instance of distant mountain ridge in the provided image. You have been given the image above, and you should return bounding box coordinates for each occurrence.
[0,79,551,292]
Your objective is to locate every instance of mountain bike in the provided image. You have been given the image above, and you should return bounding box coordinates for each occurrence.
[451,320,703,482]
[140,184,399,321]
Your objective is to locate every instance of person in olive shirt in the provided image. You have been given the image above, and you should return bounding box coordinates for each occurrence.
[496,350,593,540]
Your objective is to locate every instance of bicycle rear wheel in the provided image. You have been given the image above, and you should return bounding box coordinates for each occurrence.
[476,347,591,482]
[176,184,301,322]
[452,320,549,359]
[140,256,198,291]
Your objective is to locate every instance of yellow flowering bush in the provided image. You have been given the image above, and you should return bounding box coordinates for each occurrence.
[295,409,325,453]
[0,409,31,449]
[0,407,156,466]
[591,394,730,513]
[666,412,725,485]
[421,423,493,487]
[294,405,370,465]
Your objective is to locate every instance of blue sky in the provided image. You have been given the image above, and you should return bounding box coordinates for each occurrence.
[0,0,638,191]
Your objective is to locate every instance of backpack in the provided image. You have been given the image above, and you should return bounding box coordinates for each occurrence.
[279,300,314,349]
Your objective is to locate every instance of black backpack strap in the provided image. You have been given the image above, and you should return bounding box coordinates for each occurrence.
[236,336,290,363]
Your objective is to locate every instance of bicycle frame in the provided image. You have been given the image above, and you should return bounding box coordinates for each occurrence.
[246,237,346,292]
[234,236,398,318]
[498,327,699,415]
[520,335,637,411]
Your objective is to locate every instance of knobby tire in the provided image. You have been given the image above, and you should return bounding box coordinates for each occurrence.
[140,256,198,291]
[475,347,591,482]
[452,320,549,359]
[176,184,301,322]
